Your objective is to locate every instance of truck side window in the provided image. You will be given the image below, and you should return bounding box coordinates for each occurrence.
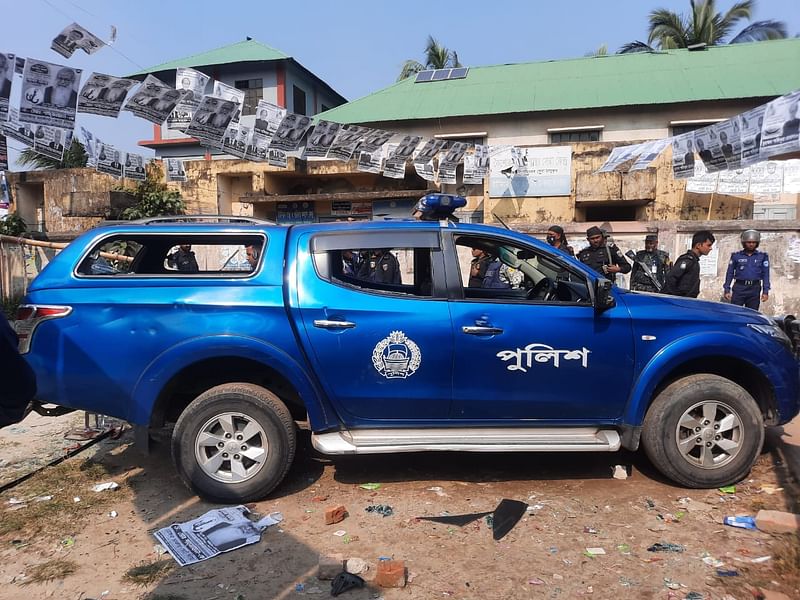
[329,247,433,298]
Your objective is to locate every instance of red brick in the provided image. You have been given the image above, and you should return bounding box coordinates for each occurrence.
[324,505,348,525]
[375,560,406,588]
[757,589,794,600]
[755,509,800,534]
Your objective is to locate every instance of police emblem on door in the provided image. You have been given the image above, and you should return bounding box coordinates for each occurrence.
[372,331,422,379]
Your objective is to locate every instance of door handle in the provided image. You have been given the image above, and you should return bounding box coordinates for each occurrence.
[314,319,356,330]
[462,325,503,336]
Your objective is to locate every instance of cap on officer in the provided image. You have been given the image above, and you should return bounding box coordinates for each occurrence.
[741,229,760,245]
[586,226,604,238]
[645,234,658,242]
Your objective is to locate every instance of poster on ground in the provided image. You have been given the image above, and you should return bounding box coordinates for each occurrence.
[77,72,137,118]
[19,58,81,130]
[489,145,572,197]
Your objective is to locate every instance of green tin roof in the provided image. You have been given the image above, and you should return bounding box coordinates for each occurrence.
[319,38,800,124]
[130,39,290,76]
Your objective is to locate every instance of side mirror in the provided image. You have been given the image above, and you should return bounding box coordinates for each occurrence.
[595,278,616,311]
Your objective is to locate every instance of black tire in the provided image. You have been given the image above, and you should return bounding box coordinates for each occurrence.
[641,374,764,488]
[171,383,296,503]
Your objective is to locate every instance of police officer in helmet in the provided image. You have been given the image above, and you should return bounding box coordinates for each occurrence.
[723,229,770,310]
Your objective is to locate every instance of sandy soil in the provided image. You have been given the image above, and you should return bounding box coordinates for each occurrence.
[0,412,798,600]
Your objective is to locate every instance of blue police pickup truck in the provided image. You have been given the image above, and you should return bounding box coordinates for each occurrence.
[14,207,800,503]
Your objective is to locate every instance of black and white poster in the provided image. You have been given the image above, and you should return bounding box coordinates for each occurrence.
[382,143,404,178]
[222,123,239,155]
[268,148,288,168]
[413,138,447,165]
[304,119,340,158]
[438,141,470,183]
[0,135,7,170]
[186,96,237,146]
[739,105,766,167]
[2,108,34,147]
[357,129,393,154]
[671,132,696,179]
[79,126,97,166]
[463,144,490,185]
[96,142,123,177]
[383,134,421,178]
[77,72,137,118]
[414,159,436,182]
[597,143,642,172]
[124,152,147,181]
[356,147,383,174]
[694,125,728,172]
[213,81,244,121]
[0,52,15,122]
[51,23,104,59]
[269,113,313,152]
[760,90,800,159]
[19,59,81,130]
[232,125,251,159]
[123,74,188,125]
[33,125,72,161]
[166,158,187,182]
[327,124,369,161]
[709,118,742,170]
[168,67,210,131]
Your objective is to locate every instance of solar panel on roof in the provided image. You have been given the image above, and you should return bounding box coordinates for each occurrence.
[449,67,469,80]
[415,70,435,82]
[431,69,450,81]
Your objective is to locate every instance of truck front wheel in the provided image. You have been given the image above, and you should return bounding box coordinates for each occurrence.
[642,374,763,488]
[171,383,296,503]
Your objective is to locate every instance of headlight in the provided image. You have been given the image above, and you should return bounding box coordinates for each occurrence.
[748,323,792,350]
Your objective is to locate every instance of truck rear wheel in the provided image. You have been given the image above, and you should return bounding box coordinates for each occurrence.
[171,383,296,503]
[642,374,763,488]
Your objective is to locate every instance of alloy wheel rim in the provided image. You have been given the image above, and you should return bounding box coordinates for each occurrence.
[194,412,268,483]
[675,400,743,469]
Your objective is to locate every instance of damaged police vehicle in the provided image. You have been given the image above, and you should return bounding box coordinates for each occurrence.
[16,197,800,502]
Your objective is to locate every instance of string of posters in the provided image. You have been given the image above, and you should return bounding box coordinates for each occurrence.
[0,21,798,197]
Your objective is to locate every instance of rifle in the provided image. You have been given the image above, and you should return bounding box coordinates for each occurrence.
[492,213,511,230]
[625,249,662,292]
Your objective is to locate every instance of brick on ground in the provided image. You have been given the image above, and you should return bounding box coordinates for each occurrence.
[324,505,347,525]
[755,509,800,534]
[375,560,406,588]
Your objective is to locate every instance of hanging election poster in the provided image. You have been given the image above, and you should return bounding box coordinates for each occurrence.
[356,147,384,174]
[597,143,643,173]
[186,96,237,146]
[51,23,104,59]
[749,161,783,194]
[19,58,81,129]
[96,142,123,177]
[357,129,393,154]
[383,134,421,178]
[414,160,436,182]
[166,158,187,182]
[77,72,137,118]
[304,119,341,158]
[438,141,470,184]
[489,146,572,197]
[717,167,750,195]
[167,68,210,131]
[694,125,728,173]
[709,117,742,170]
[123,74,188,125]
[230,124,251,159]
[0,52,15,122]
[759,90,800,158]
[685,158,718,193]
[327,124,369,161]
[33,125,72,161]
[670,132,696,179]
[124,152,147,181]
[629,139,670,171]
[0,135,7,170]
[414,138,446,166]
[739,105,766,167]
[783,160,800,194]
[2,108,34,147]
[269,113,313,152]
[213,81,244,121]
[268,148,288,168]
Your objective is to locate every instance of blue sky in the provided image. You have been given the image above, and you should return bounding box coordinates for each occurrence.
[4,0,800,165]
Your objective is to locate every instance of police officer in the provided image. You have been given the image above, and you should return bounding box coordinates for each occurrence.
[469,246,494,287]
[362,249,401,284]
[723,230,770,310]
[167,243,199,272]
[577,226,630,281]
[546,225,574,257]
[663,230,715,298]
[630,234,671,292]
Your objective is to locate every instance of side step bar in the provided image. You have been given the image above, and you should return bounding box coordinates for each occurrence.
[312,427,620,455]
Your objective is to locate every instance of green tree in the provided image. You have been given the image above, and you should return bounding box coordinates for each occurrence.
[619,0,787,53]
[17,138,88,170]
[118,161,186,220]
[398,35,463,81]
[0,214,28,236]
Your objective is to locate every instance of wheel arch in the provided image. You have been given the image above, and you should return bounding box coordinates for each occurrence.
[129,335,333,429]
[624,335,777,429]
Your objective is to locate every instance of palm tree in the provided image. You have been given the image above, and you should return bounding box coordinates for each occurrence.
[397,35,463,81]
[17,139,88,170]
[619,0,787,53]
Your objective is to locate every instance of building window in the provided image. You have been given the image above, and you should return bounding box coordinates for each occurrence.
[549,130,601,144]
[234,79,263,116]
[670,122,720,136]
[293,85,307,116]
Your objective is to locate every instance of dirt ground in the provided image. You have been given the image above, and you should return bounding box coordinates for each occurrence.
[1,412,799,600]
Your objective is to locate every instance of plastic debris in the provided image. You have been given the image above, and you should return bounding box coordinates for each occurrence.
[701,553,725,568]
[751,555,771,564]
[685,592,704,600]
[418,510,492,526]
[612,465,628,480]
[73,496,81,503]
[6,498,25,505]
[664,578,681,590]
[34,495,53,502]
[549,546,558,554]
[718,485,736,494]
[716,569,739,577]
[330,572,365,597]
[295,583,305,592]
[584,547,606,556]
[492,499,528,540]
[759,484,783,495]
[645,498,656,510]
[358,483,381,490]
[61,536,75,547]
[647,542,685,553]
[723,516,756,530]
[91,482,119,492]
[365,504,394,517]
[345,558,367,574]
[528,578,545,585]
[333,530,347,537]
[583,526,598,534]
[616,544,631,554]
[109,510,118,518]
[427,486,448,497]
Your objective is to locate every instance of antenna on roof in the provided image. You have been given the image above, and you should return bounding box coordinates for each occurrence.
[246,36,253,41]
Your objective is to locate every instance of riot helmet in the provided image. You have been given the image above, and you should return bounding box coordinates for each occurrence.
[741,229,760,247]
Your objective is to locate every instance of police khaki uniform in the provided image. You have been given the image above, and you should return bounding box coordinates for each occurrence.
[577,226,631,281]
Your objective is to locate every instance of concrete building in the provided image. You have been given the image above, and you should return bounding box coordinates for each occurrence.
[132,38,346,160]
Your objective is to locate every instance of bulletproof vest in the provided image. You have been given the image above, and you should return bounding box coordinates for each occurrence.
[482,260,510,289]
